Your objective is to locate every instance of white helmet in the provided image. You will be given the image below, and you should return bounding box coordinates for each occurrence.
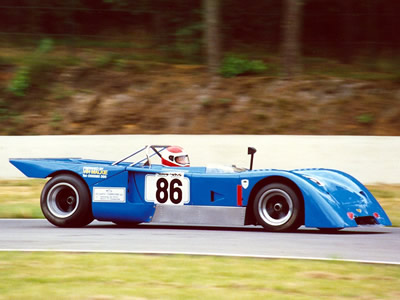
[161,146,190,167]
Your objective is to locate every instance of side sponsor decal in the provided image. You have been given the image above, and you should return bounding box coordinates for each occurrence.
[145,173,190,205]
[93,187,126,203]
[83,167,108,179]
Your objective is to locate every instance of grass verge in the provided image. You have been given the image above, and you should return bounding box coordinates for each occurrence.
[0,179,399,226]
[0,179,46,218]
[0,252,399,299]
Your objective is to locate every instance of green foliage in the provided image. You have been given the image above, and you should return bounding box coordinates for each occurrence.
[174,23,203,60]
[7,39,56,97]
[94,53,117,68]
[36,38,54,54]
[357,113,374,124]
[94,53,127,70]
[220,55,267,77]
[7,66,31,97]
[0,99,10,121]
[50,112,63,130]
[114,58,127,71]
[51,112,63,123]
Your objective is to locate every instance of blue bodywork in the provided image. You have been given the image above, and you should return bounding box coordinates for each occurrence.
[9,150,392,229]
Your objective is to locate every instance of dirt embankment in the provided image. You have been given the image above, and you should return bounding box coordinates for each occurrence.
[2,64,400,135]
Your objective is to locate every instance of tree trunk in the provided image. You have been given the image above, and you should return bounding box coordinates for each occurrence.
[204,0,221,74]
[282,0,303,78]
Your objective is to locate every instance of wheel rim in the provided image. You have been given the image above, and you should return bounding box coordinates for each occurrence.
[258,188,293,226]
[47,183,79,218]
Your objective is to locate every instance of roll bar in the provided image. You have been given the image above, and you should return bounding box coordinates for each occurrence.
[112,145,170,166]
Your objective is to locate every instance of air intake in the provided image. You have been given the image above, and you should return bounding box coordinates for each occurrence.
[355,216,378,225]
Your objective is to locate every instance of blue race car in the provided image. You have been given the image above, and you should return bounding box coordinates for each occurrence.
[9,145,391,231]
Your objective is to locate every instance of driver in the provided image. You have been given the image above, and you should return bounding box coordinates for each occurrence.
[161,146,190,167]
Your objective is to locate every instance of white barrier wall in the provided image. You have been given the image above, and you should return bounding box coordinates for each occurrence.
[1,135,399,184]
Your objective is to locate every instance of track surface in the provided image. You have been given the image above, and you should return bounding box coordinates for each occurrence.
[1,219,399,264]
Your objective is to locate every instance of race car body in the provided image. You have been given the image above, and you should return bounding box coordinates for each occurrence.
[9,145,391,231]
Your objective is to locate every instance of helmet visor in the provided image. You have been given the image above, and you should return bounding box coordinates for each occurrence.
[175,155,189,165]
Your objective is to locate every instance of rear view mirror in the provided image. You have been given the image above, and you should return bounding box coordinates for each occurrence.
[248,147,256,170]
[248,147,256,155]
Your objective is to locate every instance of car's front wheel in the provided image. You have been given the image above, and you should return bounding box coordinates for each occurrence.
[40,174,93,227]
[253,183,303,232]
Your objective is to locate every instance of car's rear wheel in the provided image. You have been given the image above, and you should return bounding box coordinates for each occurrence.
[40,174,93,227]
[253,183,302,232]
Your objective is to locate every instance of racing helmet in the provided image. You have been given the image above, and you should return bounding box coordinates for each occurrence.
[161,146,190,167]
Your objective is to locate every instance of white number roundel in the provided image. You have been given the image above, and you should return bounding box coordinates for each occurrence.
[145,173,190,205]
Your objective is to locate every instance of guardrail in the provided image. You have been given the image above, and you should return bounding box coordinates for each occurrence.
[1,135,399,184]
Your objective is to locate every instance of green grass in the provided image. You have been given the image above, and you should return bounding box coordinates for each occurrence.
[0,252,399,299]
[1,180,399,226]
[0,179,45,219]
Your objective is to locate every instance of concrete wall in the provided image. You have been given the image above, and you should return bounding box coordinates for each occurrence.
[1,135,399,184]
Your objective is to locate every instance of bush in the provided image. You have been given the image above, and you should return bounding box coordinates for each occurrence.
[220,55,267,77]
[7,66,30,97]
[36,38,54,54]
[7,38,55,97]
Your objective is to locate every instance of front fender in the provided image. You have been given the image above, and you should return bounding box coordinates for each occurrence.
[241,170,354,228]
[294,169,391,228]
[300,182,357,228]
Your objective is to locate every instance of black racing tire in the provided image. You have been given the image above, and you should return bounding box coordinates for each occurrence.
[253,183,303,232]
[40,174,94,227]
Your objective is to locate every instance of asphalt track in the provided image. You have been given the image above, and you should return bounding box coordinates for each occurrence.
[1,219,399,265]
